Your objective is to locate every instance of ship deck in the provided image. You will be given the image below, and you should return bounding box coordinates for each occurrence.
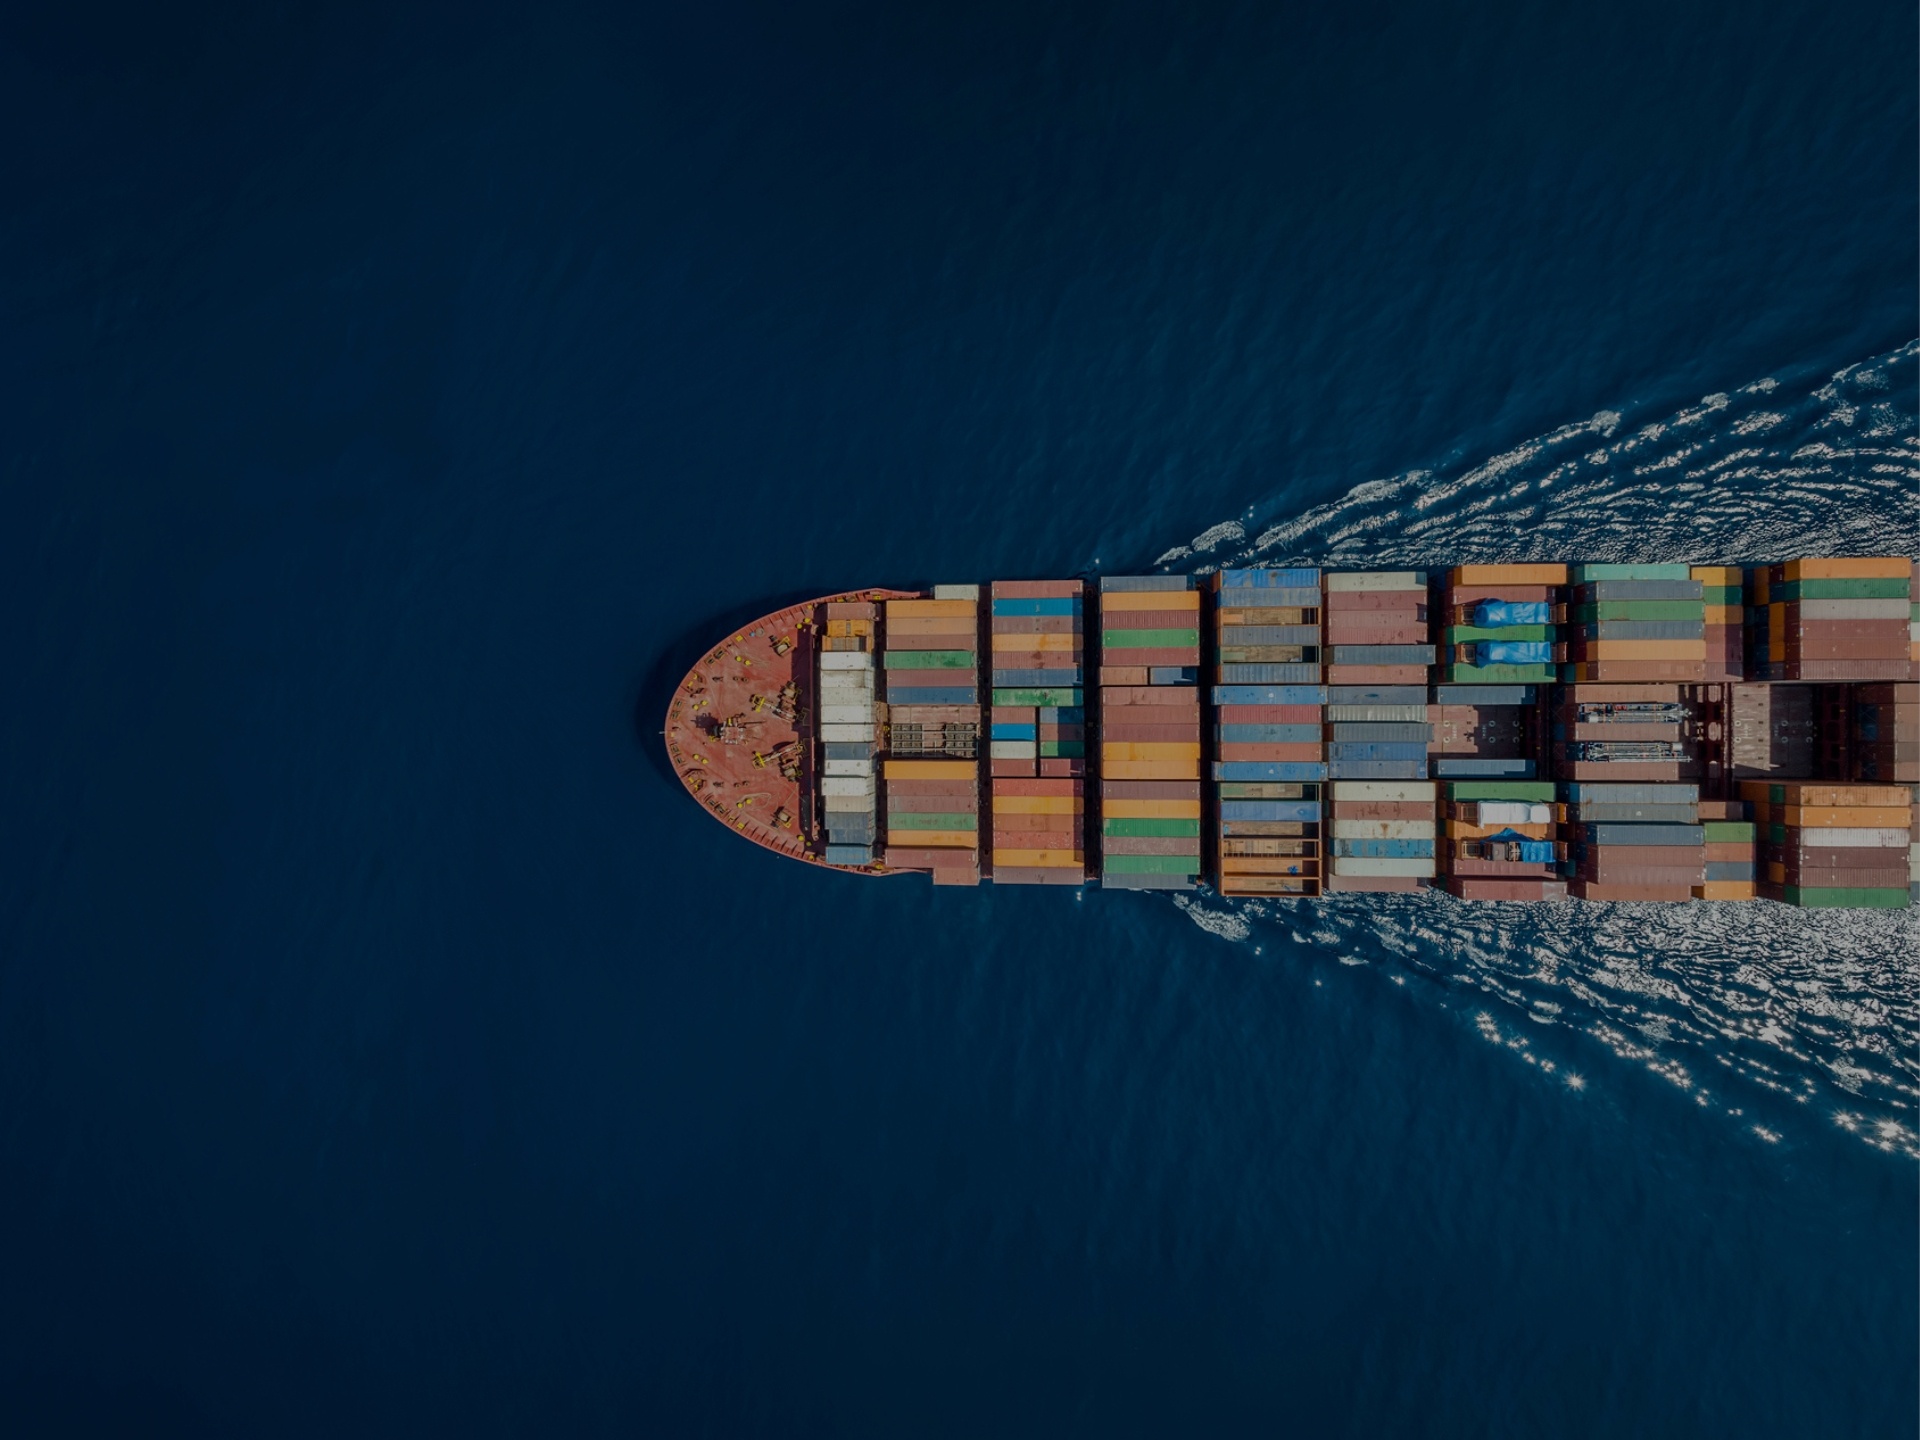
[664,590,920,870]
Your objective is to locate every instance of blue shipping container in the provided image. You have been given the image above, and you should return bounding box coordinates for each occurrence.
[1220,800,1322,822]
[1217,724,1322,743]
[1212,685,1328,705]
[1213,761,1330,781]
[991,597,1081,616]
[1332,839,1436,858]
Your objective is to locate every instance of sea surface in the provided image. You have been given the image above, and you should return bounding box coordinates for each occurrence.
[2,1,1915,1434]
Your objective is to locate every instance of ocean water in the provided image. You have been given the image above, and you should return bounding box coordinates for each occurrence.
[2,1,1915,1435]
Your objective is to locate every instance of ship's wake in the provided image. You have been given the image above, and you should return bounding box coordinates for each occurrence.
[1159,339,1920,1158]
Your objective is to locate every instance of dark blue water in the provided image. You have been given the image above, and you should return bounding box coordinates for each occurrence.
[3,1,1915,1433]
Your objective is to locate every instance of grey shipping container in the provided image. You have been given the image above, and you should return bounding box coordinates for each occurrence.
[1432,757,1537,777]
[1328,645,1437,665]
[1325,705,1429,722]
[1577,823,1705,845]
[1326,686,1427,705]
[1573,580,1704,601]
[1101,575,1191,592]
[1327,722,1433,742]
[1432,685,1537,706]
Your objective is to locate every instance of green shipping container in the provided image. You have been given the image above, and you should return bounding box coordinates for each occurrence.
[1037,740,1085,758]
[1571,563,1693,581]
[886,811,978,831]
[1102,817,1203,838]
[1218,646,1313,663]
[1781,886,1910,909]
[1700,586,1741,605]
[993,687,1083,707]
[1442,663,1557,682]
[1774,578,1910,601]
[1569,601,1705,622]
[1443,781,1555,801]
[1101,628,1202,648]
[883,649,977,669]
[1103,854,1202,874]
[1444,625,1553,643]
[1700,821,1755,842]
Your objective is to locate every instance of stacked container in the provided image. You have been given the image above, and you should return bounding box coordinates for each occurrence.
[1850,682,1919,783]
[1098,577,1203,890]
[1694,565,1744,681]
[880,587,982,885]
[1438,778,1563,901]
[1326,780,1436,892]
[1559,782,1704,902]
[1323,571,1431,685]
[1441,564,1563,684]
[1562,564,1706,683]
[1694,798,1757,901]
[1743,781,1913,909]
[988,580,1087,885]
[1323,572,1432,782]
[1208,569,1327,898]
[1750,558,1912,681]
[817,600,880,864]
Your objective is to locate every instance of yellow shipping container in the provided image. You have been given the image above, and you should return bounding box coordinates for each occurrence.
[1101,798,1202,819]
[825,618,874,637]
[990,632,1080,652]
[1782,557,1911,580]
[1577,640,1708,660]
[991,849,1084,868]
[1704,605,1741,624]
[884,760,978,780]
[991,796,1085,815]
[1099,590,1200,611]
[1102,760,1201,780]
[1101,742,1202,761]
[1780,806,1911,828]
[886,616,978,636]
[1748,783,1906,806]
[1446,820,1553,840]
[886,599,978,619]
[1449,563,1569,585]
[1692,882,1757,901]
[1689,565,1743,585]
[889,831,978,848]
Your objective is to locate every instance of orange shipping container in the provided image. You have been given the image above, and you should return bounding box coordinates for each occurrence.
[1778,806,1911,828]
[884,760,979,780]
[1450,563,1569,585]
[1103,760,1202,780]
[1782,557,1911,580]
[1102,742,1202,761]
[886,599,977,619]
[1100,590,1201,611]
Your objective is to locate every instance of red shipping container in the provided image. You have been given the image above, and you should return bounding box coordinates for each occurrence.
[992,615,1079,634]
[1448,585,1557,604]
[991,866,1085,885]
[1323,592,1433,613]
[1098,666,1150,686]
[884,778,980,797]
[1101,780,1202,799]
[1097,646,1200,666]
[1567,880,1693,902]
[1446,878,1568,901]
[1038,758,1086,777]
[1325,624,1429,645]
[991,580,1083,598]
[1102,687,1203,707]
[1102,723,1202,741]
[992,777,1085,796]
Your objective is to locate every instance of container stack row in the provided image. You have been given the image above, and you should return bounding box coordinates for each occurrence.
[1742,781,1913,909]
[1748,558,1912,682]
[1098,577,1203,890]
[1562,565,1706,683]
[1208,568,1326,899]
[1324,571,1431,780]
[1438,778,1564,901]
[1694,798,1757,901]
[817,600,880,864]
[1695,565,1744,681]
[1441,563,1562,685]
[1326,780,1436,892]
[1560,782,1703,902]
[988,580,1087,885]
[881,587,982,886]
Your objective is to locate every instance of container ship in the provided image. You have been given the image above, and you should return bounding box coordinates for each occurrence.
[664,560,1920,908]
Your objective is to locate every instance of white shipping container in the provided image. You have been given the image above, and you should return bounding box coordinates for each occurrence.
[1793,598,1909,620]
[821,792,876,813]
[1324,571,1427,593]
[1330,819,1437,840]
[819,652,875,671]
[820,704,874,724]
[823,758,875,778]
[1910,841,1920,876]
[1328,780,1437,802]
[1331,856,1436,877]
[819,670,874,689]
[1466,801,1552,826]
[932,583,981,601]
[820,723,875,742]
[820,776,876,798]
[990,740,1038,759]
[1800,827,1910,847]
